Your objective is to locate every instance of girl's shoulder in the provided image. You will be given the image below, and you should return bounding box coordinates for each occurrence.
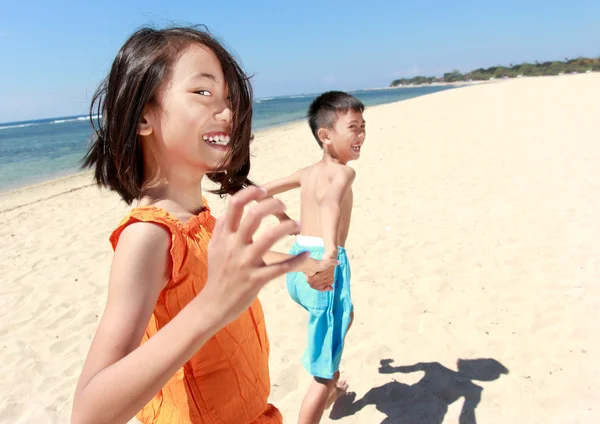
[109,204,216,282]
[110,203,215,245]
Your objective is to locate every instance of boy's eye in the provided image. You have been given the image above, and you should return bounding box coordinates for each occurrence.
[196,90,212,96]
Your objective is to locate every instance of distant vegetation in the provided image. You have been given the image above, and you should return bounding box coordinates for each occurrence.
[390,56,600,87]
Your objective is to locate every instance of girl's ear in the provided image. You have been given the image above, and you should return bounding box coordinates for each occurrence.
[318,128,330,145]
[137,105,154,136]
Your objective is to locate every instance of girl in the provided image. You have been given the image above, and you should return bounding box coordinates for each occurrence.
[72,26,337,424]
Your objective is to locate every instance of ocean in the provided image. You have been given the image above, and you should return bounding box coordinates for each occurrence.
[0,85,454,192]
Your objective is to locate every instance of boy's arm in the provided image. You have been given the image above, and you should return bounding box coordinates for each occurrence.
[320,167,356,259]
[263,250,336,276]
[261,169,303,224]
[261,169,302,197]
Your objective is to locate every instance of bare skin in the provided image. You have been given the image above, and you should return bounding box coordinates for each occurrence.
[263,109,366,424]
[326,379,350,410]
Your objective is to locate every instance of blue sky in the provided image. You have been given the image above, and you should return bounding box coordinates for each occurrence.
[0,0,598,123]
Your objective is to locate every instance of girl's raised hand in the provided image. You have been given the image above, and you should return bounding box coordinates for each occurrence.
[202,186,309,327]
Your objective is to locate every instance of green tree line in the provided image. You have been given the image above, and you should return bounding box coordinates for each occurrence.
[390,56,600,87]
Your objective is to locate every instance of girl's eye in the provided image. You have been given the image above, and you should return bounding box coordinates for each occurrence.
[196,90,212,96]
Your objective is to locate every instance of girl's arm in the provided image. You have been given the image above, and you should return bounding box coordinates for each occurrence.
[72,187,308,424]
[72,222,220,424]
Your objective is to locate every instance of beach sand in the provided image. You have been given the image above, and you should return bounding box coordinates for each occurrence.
[1,73,599,423]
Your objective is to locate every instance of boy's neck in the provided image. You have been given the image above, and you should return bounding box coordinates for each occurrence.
[321,150,347,166]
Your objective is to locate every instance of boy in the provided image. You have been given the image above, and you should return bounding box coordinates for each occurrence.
[263,91,366,423]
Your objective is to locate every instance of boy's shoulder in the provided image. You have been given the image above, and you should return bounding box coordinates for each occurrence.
[326,163,356,182]
[300,162,355,186]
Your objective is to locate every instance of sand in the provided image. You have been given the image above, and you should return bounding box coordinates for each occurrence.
[1,73,599,423]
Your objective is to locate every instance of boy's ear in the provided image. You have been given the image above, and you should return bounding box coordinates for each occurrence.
[318,128,330,145]
[137,105,154,136]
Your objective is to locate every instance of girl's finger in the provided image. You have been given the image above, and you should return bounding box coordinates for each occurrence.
[211,213,225,239]
[252,252,311,285]
[237,197,288,244]
[249,218,301,258]
[224,186,267,233]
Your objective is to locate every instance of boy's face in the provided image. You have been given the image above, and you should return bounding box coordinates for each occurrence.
[326,109,366,164]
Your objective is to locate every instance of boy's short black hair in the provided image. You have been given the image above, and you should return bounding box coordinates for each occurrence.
[307,91,365,147]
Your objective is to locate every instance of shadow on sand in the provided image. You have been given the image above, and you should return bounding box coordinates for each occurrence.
[330,358,508,423]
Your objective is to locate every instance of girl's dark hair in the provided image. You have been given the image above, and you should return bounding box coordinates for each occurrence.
[83,25,254,204]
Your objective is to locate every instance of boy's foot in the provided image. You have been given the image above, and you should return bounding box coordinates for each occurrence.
[325,379,349,410]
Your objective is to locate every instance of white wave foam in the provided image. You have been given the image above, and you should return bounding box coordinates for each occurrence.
[52,116,97,124]
[0,123,37,130]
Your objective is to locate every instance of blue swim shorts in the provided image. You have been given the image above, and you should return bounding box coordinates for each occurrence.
[286,235,353,379]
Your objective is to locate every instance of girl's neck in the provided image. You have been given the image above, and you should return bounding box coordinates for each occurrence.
[140,167,207,215]
[141,183,206,215]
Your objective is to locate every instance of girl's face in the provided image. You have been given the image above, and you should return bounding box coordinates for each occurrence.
[142,43,234,176]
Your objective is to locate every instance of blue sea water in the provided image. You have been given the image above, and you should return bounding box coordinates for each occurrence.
[0,86,454,192]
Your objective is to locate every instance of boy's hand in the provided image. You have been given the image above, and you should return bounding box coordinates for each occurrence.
[323,246,339,260]
[305,258,338,291]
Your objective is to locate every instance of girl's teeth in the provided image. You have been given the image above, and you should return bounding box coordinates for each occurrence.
[204,134,230,145]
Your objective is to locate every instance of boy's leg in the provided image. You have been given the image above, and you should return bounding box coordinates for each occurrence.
[297,250,354,423]
[298,372,347,424]
[299,310,354,424]
[323,311,353,409]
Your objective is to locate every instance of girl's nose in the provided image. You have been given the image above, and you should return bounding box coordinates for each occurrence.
[215,107,232,123]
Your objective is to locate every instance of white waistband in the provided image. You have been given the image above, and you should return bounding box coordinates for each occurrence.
[296,235,325,247]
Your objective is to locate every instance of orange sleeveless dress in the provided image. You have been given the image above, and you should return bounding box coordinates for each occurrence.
[109,202,282,424]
